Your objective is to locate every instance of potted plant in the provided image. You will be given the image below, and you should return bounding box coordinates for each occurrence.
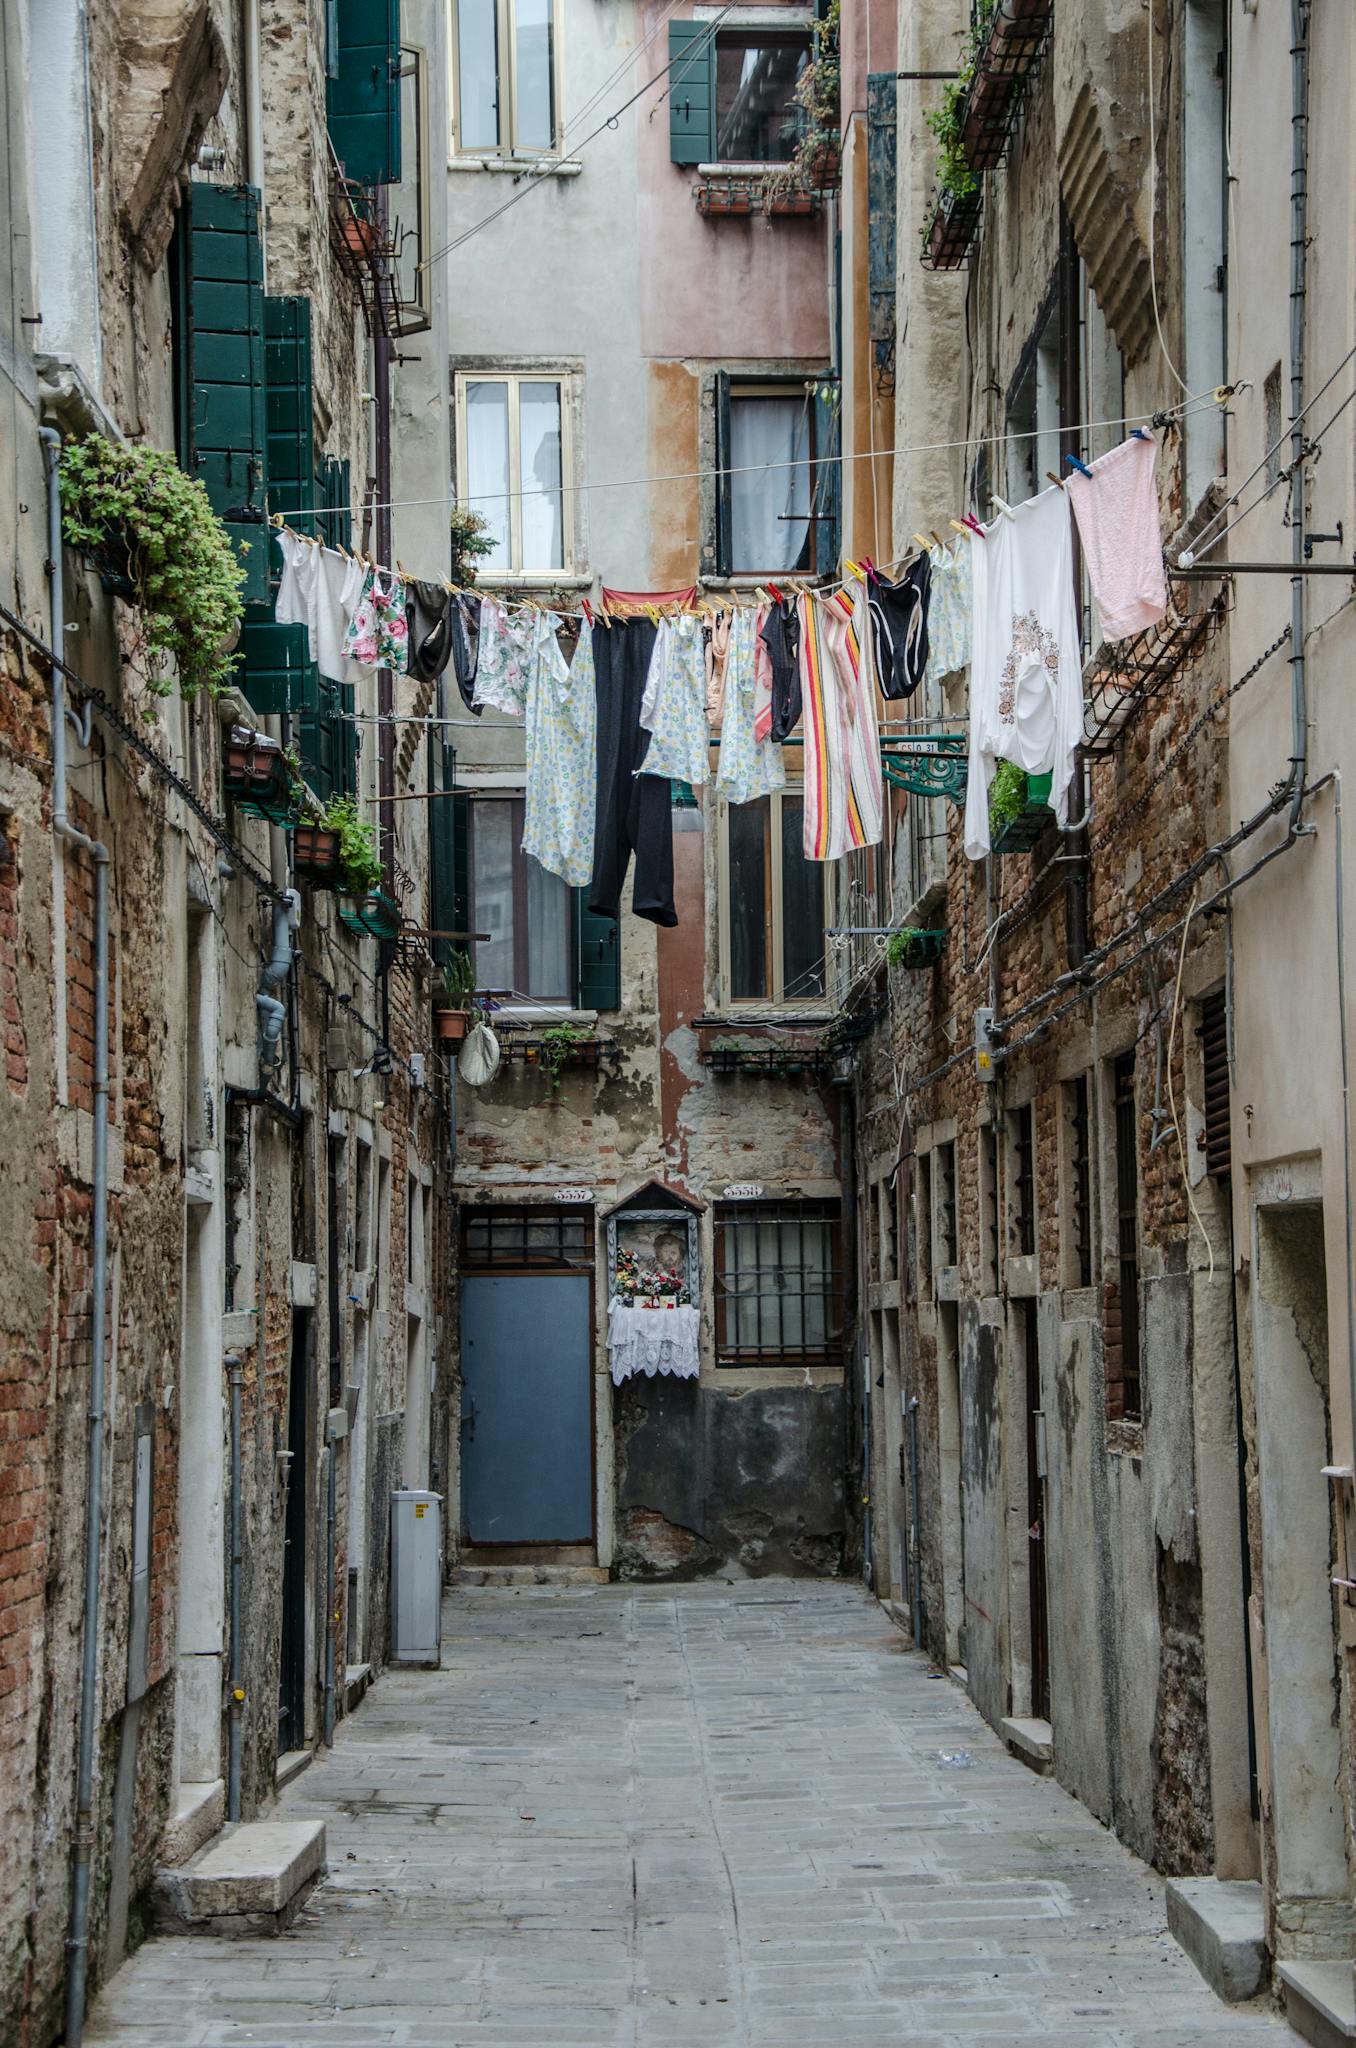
[760,0,840,209]
[887,926,947,969]
[59,434,247,700]
[988,761,1054,853]
[539,1020,586,1095]
[433,950,477,1043]
[450,504,496,585]
[223,727,297,823]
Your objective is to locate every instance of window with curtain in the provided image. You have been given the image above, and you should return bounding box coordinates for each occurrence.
[720,791,825,1005]
[728,390,814,575]
[714,34,808,162]
[456,371,569,575]
[714,1201,843,1367]
[469,796,572,1001]
[453,0,559,154]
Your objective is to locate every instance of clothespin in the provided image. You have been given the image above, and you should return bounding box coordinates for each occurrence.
[581,597,594,625]
[1045,471,1067,490]
[911,532,931,553]
[1063,453,1093,479]
[646,604,661,626]
[949,519,973,540]
[754,586,771,605]
[962,514,987,539]
[990,495,1016,522]
[1130,427,1151,442]
[843,558,864,582]
[396,558,411,578]
[270,512,286,529]
[930,530,946,551]
[768,582,784,604]
[862,556,877,580]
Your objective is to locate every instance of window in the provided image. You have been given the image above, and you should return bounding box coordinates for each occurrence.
[455,371,570,575]
[1182,0,1227,509]
[1199,989,1232,1179]
[935,1140,957,1270]
[714,1201,843,1367]
[1062,1075,1093,1288]
[453,0,559,155]
[915,1150,933,1300]
[462,1204,593,1268]
[1107,1052,1142,1422]
[353,1138,374,1272]
[668,21,809,165]
[1009,1101,1036,1259]
[467,795,619,1008]
[719,791,825,1005]
[979,1122,999,1295]
[392,44,431,334]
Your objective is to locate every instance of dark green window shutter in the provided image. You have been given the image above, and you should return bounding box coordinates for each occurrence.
[714,369,733,577]
[316,456,352,551]
[669,21,715,165]
[426,731,467,973]
[812,380,840,577]
[235,619,311,717]
[574,897,620,1012]
[340,682,358,798]
[299,676,345,800]
[187,181,269,604]
[328,0,402,186]
[867,77,897,385]
[264,296,315,533]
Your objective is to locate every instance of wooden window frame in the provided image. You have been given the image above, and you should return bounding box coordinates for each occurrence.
[716,789,828,1010]
[449,0,564,159]
[453,367,576,578]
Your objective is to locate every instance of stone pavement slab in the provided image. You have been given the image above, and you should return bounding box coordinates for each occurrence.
[86,1579,1288,2046]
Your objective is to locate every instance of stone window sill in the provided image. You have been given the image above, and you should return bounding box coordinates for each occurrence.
[449,154,582,178]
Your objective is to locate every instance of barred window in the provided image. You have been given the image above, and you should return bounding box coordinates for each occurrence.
[714,1201,843,1367]
[461,1204,593,1270]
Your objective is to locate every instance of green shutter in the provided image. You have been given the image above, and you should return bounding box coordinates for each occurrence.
[188,182,269,604]
[316,456,352,551]
[714,369,733,577]
[427,731,465,972]
[867,77,898,382]
[812,380,841,578]
[574,897,620,1012]
[327,0,402,186]
[299,676,346,800]
[669,20,715,165]
[235,619,311,717]
[264,296,315,533]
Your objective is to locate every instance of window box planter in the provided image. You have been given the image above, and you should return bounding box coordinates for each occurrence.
[959,0,1051,173]
[806,140,840,190]
[337,889,402,940]
[224,729,297,824]
[695,176,819,219]
[292,824,343,884]
[698,1039,827,1077]
[990,768,1054,854]
[433,1005,473,1044]
[887,929,947,970]
[922,185,983,271]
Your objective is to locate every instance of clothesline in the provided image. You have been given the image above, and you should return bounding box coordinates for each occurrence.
[264,383,1231,527]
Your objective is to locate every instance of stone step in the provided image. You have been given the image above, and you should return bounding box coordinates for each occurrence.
[1166,1877,1268,2002]
[1279,1960,1356,2047]
[154,1820,326,1937]
[1000,1715,1054,1774]
[452,1564,609,1587]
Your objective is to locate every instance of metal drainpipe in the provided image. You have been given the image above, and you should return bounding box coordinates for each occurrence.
[43,429,112,2048]
[907,1396,922,1643]
[227,1351,244,1820]
[324,1435,337,1745]
[1286,0,1310,827]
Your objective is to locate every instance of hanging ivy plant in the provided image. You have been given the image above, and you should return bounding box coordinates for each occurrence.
[922,1,997,201]
[59,434,247,698]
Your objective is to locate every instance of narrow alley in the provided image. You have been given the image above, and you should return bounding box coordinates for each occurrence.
[87,1580,1284,2047]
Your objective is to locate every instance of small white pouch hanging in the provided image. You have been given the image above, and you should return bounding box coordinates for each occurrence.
[458,1020,501,1087]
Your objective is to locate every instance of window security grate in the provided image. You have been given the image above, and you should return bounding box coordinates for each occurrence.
[461,1205,594,1270]
[714,1201,843,1368]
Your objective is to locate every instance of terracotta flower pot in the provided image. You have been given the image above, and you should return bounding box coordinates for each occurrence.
[434,1007,471,1043]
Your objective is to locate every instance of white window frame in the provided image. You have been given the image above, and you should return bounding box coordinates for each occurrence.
[449,0,564,158]
[716,789,829,1010]
[453,368,577,580]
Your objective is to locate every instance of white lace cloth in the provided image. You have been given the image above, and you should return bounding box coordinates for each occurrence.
[607,1300,700,1385]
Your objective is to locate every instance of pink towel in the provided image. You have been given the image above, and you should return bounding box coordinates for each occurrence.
[1067,433,1168,642]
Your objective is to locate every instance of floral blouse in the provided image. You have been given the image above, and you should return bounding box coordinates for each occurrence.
[523,620,595,888]
[342,568,409,674]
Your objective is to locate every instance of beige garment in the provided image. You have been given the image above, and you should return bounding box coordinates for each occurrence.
[704,610,731,731]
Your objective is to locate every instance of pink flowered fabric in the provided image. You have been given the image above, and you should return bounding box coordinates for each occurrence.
[342,569,409,673]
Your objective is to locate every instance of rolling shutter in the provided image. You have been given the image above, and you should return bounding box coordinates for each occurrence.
[187,181,269,604]
[574,899,621,1012]
[327,0,402,186]
[669,20,716,165]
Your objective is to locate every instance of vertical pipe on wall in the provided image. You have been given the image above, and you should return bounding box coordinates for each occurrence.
[1286,0,1309,828]
[43,428,112,2048]
[227,1351,244,1821]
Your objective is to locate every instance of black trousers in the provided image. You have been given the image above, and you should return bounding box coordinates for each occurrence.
[588,618,677,928]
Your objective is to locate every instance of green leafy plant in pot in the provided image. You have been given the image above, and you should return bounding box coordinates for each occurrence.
[539,1020,586,1096]
[434,950,477,1043]
[59,433,246,701]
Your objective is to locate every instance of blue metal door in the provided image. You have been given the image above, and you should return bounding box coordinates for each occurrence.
[460,1275,593,1544]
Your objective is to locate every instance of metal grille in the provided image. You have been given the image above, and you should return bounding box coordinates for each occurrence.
[1068,1075,1092,1288]
[1200,990,1232,1180]
[1012,1103,1036,1258]
[714,1202,843,1367]
[1110,1053,1142,1422]
[461,1205,594,1270]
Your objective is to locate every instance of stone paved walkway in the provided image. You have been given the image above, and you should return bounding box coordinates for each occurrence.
[87,1579,1287,2046]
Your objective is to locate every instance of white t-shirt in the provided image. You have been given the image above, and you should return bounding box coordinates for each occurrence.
[273,534,367,684]
[963,485,1083,861]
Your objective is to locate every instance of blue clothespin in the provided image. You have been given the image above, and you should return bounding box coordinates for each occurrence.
[1130,427,1151,442]
[1063,453,1093,479]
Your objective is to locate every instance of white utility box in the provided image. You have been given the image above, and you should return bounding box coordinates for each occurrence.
[390,1490,443,1666]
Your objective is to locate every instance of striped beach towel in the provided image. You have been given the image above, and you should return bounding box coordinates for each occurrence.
[799,585,883,861]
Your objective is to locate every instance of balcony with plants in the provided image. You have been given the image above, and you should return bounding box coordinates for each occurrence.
[920,0,1052,273]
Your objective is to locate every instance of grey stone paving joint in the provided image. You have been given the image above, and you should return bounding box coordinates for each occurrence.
[86,1580,1287,2047]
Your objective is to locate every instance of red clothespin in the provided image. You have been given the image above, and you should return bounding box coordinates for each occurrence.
[862,556,877,581]
[581,597,594,625]
[962,514,987,539]
[768,582,784,604]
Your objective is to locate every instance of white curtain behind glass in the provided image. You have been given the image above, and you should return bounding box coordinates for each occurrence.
[525,857,570,998]
[472,802,515,992]
[519,381,564,572]
[729,395,810,573]
[466,381,511,568]
[514,0,556,148]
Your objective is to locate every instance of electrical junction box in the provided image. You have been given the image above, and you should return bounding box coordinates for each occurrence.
[975,1007,998,1084]
[390,1491,443,1666]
